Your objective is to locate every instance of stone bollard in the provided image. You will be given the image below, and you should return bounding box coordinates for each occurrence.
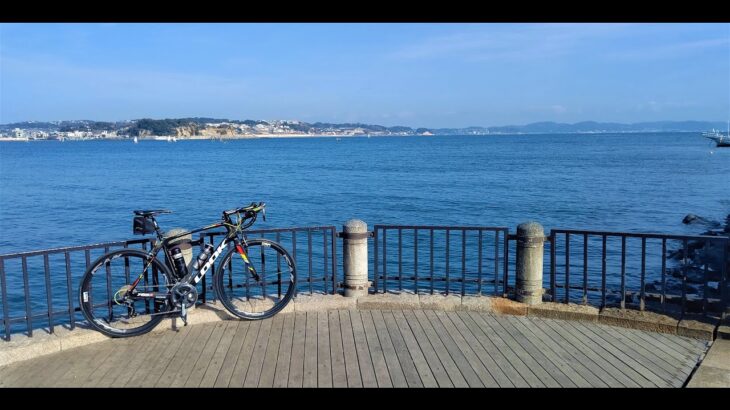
[516,222,544,305]
[342,219,369,297]
[165,228,193,271]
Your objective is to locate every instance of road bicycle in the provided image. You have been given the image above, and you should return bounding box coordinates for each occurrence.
[79,202,297,338]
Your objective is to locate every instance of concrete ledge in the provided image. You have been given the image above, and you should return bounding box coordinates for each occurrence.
[419,294,462,311]
[677,315,719,341]
[0,330,61,368]
[293,294,356,312]
[599,308,679,335]
[356,293,421,310]
[459,296,494,312]
[528,302,599,322]
[488,297,527,316]
[718,317,730,340]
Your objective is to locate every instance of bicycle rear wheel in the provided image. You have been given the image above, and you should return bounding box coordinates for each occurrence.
[79,249,173,337]
[214,239,296,319]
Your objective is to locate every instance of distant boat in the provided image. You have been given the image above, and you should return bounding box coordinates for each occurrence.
[133,136,138,144]
[703,123,730,147]
[336,137,342,142]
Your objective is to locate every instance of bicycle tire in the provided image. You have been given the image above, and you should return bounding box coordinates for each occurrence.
[79,249,173,338]
[213,238,296,320]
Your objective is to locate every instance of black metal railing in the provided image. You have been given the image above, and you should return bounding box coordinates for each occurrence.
[2,222,728,339]
[372,225,510,296]
[548,229,729,316]
[200,226,338,299]
[0,238,154,340]
[0,226,337,340]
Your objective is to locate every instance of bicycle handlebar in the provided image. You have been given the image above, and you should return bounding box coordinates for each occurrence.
[222,202,266,217]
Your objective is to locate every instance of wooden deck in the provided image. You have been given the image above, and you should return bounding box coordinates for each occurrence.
[0,310,709,388]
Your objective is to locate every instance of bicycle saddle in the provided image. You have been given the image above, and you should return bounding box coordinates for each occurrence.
[133,209,173,216]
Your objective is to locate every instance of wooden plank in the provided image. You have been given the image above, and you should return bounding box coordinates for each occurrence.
[199,321,240,387]
[508,316,594,387]
[338,310,363,388]
[577,322,680,386]
[1,344,59,386]
[484,314,567,387]
[540,318,645,387]
[390,310,439,387]
[381,310,423,387]
[303,311,319,387]
[626,328,699,362]
[287,312,307,387]
[124,328,182,387]
[408,309,468,387]
[463,311,545,387]
[257,315,285,387]
[18,343,83,387]
[633,329,704,360]
[242,317,273,387]
[213,320,251,387]
[166,323,216,387]
[428,310,494,387]
[54,342,110,387]
[97,339,152,387]
[227,319,262,387]
[111,330,173,387]
[348,309,378,387]
[358,310,393,387]
[437,311,512,387]
[92,337,147,387]
[329,311,348,388]
[273,313,296,387]
[370,310,409,387]
[526,317,620,387]
[184,321,228,387]
[141,325,198,386]
[565,322,668,387]
[447,312,523,387]
[610,326,695,377]
[42,339,116,387]
[316,311,333,387]
[585,325,684,387]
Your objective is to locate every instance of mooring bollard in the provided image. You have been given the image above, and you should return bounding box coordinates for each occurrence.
[342,219,369,297]
[516,221,544,305]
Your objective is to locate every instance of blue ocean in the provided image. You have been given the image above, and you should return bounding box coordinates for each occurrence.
[0,133,728,331]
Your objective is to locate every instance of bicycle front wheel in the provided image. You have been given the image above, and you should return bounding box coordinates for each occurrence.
[214,239,296,320]
[79,249,173,337]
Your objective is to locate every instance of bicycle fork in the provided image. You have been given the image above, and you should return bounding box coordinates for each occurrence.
[234,239,260,282]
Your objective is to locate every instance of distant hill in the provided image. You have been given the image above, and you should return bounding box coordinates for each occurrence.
[485,121,728,134]
[1,119,726,136]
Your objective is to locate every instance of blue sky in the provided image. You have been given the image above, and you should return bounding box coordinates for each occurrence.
[1,23,729,127]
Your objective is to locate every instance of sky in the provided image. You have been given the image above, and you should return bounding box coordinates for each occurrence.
[1,23,729,128]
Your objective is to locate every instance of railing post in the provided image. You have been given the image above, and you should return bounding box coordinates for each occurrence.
[516,221,544,305]
[342,219,369,297]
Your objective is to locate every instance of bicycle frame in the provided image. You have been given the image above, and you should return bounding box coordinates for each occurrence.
[128,213,256,295]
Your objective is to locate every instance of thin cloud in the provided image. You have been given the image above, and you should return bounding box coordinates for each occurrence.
[388,24,636,62]
[607,37,730,60]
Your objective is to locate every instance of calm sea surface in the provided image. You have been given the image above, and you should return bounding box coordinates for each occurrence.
[0,133,728,329]
[1,133,728,251]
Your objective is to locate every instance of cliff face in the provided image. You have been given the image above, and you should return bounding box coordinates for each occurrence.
[173,124,239,137]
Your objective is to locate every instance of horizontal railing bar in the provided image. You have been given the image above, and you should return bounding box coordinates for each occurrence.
[375,225,508,231]
[202,226,337,236]
[550,229,729,241]
[0,239,152,260]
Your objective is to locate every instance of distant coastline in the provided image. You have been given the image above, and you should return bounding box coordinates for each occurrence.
[1,118,727,141]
